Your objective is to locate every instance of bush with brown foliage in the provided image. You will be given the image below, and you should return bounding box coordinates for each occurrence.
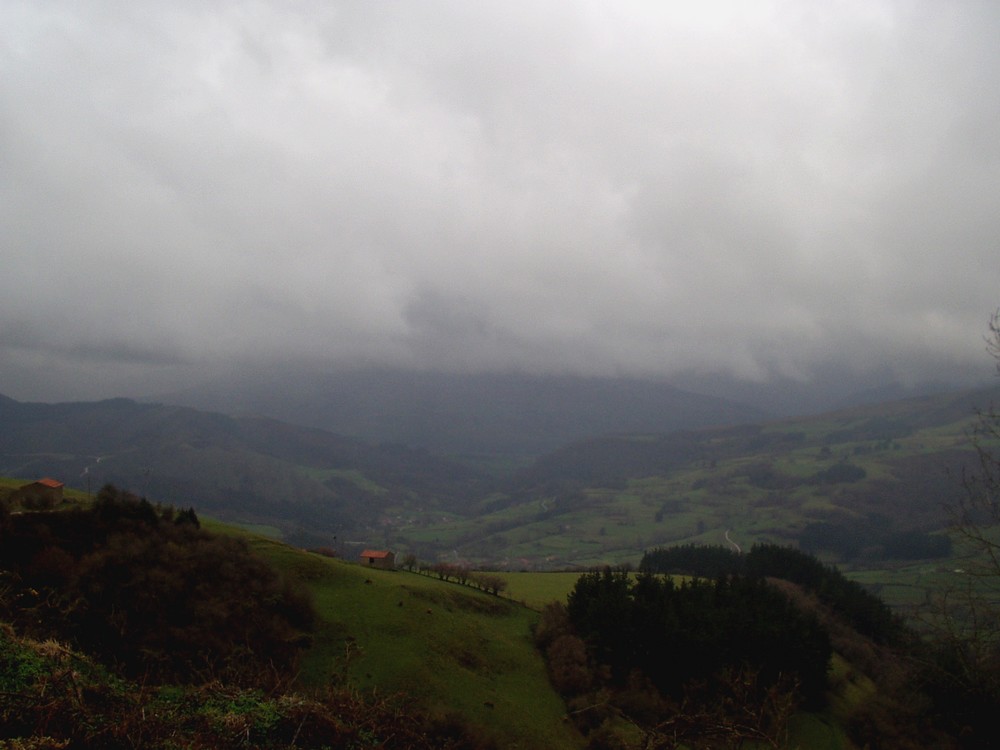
[0,485,314,686]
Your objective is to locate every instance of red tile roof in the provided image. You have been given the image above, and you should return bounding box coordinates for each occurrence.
[35,478,64,489]
[360,549,392,559]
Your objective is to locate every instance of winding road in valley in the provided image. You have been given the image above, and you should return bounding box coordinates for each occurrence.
[724,529,742,554]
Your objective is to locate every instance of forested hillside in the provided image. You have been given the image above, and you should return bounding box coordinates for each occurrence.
[537,553,993,748]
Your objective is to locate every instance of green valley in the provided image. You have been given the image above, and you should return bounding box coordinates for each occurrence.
[394,387,997,582]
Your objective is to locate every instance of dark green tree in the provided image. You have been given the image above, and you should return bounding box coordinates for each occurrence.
[566,565,831,707]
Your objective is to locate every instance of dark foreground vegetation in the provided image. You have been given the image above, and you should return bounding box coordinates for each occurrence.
[642,543,906,646]
[0,625,485,750]
[530,541,1000,748]
[0,486,493,748]
[0,484,314,685]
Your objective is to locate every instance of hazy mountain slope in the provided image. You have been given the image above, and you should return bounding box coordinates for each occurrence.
[3,383,998,568]
[668,368,990,418]
[512,385,1000,492]
[0,394,487,547]
[160,368,766,458]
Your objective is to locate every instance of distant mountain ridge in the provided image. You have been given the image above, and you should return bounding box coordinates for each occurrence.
[3,382,998,564]
[0,393,486,547]
[159,368,767,458]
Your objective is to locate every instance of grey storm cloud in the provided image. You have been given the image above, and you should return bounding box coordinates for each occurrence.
[2,0,999,400]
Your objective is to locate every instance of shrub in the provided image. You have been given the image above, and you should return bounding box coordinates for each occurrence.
[0,487,315,686]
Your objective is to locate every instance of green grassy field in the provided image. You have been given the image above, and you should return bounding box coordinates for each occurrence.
[497,571,583,609]
[246,539,583,749]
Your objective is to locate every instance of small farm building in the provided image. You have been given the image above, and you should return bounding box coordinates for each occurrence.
[359,549,395,570]
[15,478,64,508]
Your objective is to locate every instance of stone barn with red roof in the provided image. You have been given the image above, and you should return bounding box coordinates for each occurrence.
[359,549,395,570]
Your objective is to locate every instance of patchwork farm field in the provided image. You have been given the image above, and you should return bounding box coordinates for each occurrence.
[394,391,988,580]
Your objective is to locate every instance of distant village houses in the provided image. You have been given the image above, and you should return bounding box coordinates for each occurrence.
[359,549,395,570]
[14,478,64,509]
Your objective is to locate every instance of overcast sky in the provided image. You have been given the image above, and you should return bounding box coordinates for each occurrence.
[2,1,999,402]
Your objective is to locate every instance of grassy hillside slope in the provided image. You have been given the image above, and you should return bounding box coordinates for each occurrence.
[250,541,889,750]
[225,528,582,749]
[0,493,580,748]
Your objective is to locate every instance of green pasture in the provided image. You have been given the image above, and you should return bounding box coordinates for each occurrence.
[782,653,874,750]
[225,520,284,539]
[847,555,1000,616]
[201,516,285,541]
[249,539,582,750]
[498,571,583,608]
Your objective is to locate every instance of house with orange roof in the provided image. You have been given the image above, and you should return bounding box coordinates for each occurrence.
[359,549,395,570]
